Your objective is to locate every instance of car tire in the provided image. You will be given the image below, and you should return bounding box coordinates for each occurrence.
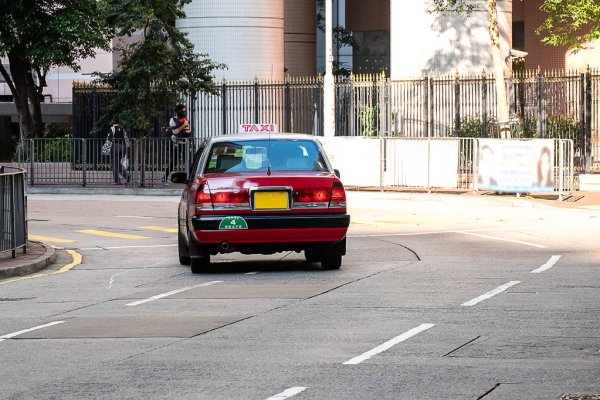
[178,230,191,265]
[321,254,342,270]
[304,250,321,263]
[190,254,211,274]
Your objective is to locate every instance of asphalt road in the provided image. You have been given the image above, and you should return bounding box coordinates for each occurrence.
[1,192,599,399]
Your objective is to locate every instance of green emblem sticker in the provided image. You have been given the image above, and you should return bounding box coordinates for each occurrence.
[219,216,248,230]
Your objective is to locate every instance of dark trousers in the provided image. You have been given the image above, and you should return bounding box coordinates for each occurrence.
[164,140,176,182]
[111,142,128,183]
[164,139,192,182]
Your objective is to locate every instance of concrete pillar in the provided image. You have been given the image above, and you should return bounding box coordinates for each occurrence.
[180,0,285,81]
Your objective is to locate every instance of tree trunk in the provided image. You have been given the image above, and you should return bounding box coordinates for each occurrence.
[26,71,44,136]
[7,49,35,138]
[487,0,510,138]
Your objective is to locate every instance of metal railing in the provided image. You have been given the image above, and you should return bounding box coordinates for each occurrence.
[0,166,27,257]
[325,137,573,198]
[18,138,193,187]
[72,69,598,172]
[14,136,574,200]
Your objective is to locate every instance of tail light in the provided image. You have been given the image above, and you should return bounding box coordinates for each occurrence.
[211,190,250,209]
[329,181,346,209]
[194,178,212,213]
[292,182,346,210]
[294,188,330,203]
[193,176,251,213]
[293,188,331,208]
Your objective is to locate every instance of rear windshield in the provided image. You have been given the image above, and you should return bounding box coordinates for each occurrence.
[204,139,329,173]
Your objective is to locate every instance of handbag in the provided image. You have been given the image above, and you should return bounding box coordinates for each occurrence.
[121,155,129,169]
[101,139,113,156]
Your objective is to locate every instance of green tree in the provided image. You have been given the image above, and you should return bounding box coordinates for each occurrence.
[537,0,600,47]
[93,0,225,136]
[430,0,600,137]
[0,0,112,139]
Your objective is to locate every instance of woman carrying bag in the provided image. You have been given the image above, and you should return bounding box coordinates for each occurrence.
[107,118,131,185]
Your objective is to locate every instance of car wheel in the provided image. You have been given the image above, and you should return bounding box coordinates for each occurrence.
[178,230,190,265]
[321,254,342,270]
[190,254,211,274]
[304,250,321,263]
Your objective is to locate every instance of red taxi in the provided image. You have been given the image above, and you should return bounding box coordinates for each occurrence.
[172,133,350,273]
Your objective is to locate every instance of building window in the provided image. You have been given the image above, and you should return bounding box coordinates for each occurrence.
[513,21,525,50]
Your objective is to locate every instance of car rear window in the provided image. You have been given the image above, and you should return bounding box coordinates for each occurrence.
[204,139,329,173]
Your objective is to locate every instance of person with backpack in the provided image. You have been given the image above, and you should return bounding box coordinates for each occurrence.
[163,104,191,185]
[107,118,131,185]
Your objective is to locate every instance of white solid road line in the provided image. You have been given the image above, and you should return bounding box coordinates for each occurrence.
[343,323,435,365]
[126,281,222,306]
[531,255,562,273]
[115,216,156,219]
[0,321,65,342]
[461,281,521,307]
[350,225,567,239]
[79,244,177,250]
[265,387,308,400]
[454,231,547,248]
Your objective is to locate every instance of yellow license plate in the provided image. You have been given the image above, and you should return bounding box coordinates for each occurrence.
[254,191,289,210]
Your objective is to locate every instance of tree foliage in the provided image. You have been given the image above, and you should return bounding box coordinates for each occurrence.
[430,0,600,47]
[93,0,225,136]
[430,0,477,15]
[0,0,112,137]
[537,0,600,47]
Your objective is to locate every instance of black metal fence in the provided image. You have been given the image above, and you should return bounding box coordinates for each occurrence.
[17,138,192,188]
[0,166,27,258]
[72,68,599,172]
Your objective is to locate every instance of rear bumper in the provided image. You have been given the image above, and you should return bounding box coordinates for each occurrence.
[190,213,350,245]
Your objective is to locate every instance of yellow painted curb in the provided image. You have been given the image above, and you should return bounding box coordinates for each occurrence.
[0,248,82,286]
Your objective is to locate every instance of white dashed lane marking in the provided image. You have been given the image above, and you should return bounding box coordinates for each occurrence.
[264,387,308,400]
[531,255,562,273]
[125,281,222,306]
[0,321,65,343]
[461,281,521,307]
[343,323,435,365]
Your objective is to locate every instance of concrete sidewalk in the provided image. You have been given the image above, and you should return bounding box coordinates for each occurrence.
[0,241,56,280]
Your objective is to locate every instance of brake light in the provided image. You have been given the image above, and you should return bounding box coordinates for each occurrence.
[329,182,346,209]
[195,188,211,205]
[211,190,249,205]
[194,178,212,213]
[294,188,331,204]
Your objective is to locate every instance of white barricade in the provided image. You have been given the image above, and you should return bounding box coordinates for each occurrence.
[320,136,573,199]
[320,137,381,186]
[383,139,459,188]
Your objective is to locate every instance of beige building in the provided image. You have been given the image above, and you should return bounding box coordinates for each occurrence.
[178,0,317,81]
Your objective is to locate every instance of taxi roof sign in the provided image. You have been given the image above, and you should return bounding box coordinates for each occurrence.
[238,123,279,133]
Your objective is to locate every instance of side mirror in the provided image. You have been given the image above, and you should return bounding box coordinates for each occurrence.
[170,172,188,184]
[334,169,341,178]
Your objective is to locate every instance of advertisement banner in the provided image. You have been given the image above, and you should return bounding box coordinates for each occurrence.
[477,139,554,193]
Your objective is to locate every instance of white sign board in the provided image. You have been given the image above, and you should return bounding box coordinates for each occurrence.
[477,139,554,193]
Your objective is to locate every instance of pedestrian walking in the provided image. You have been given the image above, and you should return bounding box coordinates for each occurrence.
[107,118,131,185]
